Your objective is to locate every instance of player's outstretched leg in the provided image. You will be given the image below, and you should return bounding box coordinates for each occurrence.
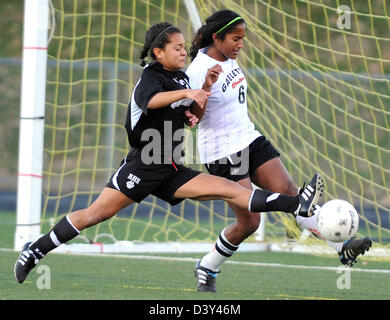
[14,242,39,283]
[338,237,372,266]
[14,215,80,284]
[13,188,133,284]
[194,260,220,293]
[294,173,324,217]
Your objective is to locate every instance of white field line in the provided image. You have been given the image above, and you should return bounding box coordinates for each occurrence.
[92,253,390,274]
[2,247,390,275]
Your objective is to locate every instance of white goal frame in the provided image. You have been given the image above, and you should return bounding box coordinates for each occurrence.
[14,0,49,251]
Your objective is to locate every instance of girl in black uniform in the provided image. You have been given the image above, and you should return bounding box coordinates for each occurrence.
[14,22,322,288]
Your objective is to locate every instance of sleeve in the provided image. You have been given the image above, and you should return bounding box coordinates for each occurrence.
[133,68,164,112]
[186,62,207,90]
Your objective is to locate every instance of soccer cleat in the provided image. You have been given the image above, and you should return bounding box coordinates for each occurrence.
[14,242,39,283]
[339,237,372,267]
[294,173,324,217]
[194,261,219,293]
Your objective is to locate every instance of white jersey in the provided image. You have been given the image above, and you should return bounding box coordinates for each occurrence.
[186,48,261,164]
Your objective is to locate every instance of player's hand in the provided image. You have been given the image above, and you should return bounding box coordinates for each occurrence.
[184,109,199,128]
[185,89,211,109]
[202,64,223,92]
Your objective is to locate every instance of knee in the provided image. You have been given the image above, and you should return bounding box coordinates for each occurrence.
[71,207,110,230]
[248,214,261,234]
[238,212,261,236]
[86,206,112,227]
[278,180,298,196]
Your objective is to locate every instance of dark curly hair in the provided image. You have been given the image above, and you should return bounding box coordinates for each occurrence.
[189,10,245,61]
[139,22,182,67]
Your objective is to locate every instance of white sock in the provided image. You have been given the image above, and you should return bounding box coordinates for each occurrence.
[326,240,344,253]
[295,209,344,253]
[295,214,323,238]
[200,228,239,272]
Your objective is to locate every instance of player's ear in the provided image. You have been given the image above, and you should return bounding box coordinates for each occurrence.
[153,47,164,59]
[212,33,219,43]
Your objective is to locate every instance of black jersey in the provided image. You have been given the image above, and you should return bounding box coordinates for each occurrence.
[125,62,193,164]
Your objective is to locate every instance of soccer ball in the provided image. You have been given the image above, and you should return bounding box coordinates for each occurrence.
[316,199,359,242]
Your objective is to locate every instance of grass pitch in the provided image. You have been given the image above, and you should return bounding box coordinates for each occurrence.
[1,249,390,300]
[1,211,390,300]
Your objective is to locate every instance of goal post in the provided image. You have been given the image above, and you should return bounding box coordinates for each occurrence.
[183,0,202,32]
[14,0,49,251]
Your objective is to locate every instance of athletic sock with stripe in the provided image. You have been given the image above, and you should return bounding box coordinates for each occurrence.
[200,228,239,272]
[249,189,299,214]
[29,215,80,259]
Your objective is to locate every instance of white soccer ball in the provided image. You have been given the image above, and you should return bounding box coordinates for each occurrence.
[316,199,359,242]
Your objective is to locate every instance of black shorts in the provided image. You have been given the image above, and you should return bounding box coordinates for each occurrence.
[106,149,201,206]
[205,136,280,182]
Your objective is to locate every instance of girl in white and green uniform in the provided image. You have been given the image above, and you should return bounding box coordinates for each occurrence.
[187,10,372,292]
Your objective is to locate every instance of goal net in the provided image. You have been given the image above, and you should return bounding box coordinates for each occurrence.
[23,0,389,254]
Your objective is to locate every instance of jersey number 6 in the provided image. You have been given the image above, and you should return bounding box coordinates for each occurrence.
[238,85,245,104]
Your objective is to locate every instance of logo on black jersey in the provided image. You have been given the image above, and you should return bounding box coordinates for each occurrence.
[173,77,190,88]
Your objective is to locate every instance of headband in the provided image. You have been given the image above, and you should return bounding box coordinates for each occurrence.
[216,16,243,34]
[151,25,176,48]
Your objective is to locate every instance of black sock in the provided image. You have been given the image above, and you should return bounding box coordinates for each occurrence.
[29,215,80,259]
[249,189,299,214]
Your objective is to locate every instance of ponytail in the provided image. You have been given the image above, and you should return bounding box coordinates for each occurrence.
[139,46,149,67]
[189,24,215,61]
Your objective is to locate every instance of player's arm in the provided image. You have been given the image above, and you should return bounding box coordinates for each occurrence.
[190,64,223,123]
[147,89,210,110]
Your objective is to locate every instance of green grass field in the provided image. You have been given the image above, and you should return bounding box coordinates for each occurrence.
[1,211,390,301]
[1,250,390,300]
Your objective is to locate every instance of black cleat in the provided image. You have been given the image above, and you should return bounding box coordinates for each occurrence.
[194,261,219,293]
[14,242,39,283]
[295,173,324,217]
[339,237,372,266]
